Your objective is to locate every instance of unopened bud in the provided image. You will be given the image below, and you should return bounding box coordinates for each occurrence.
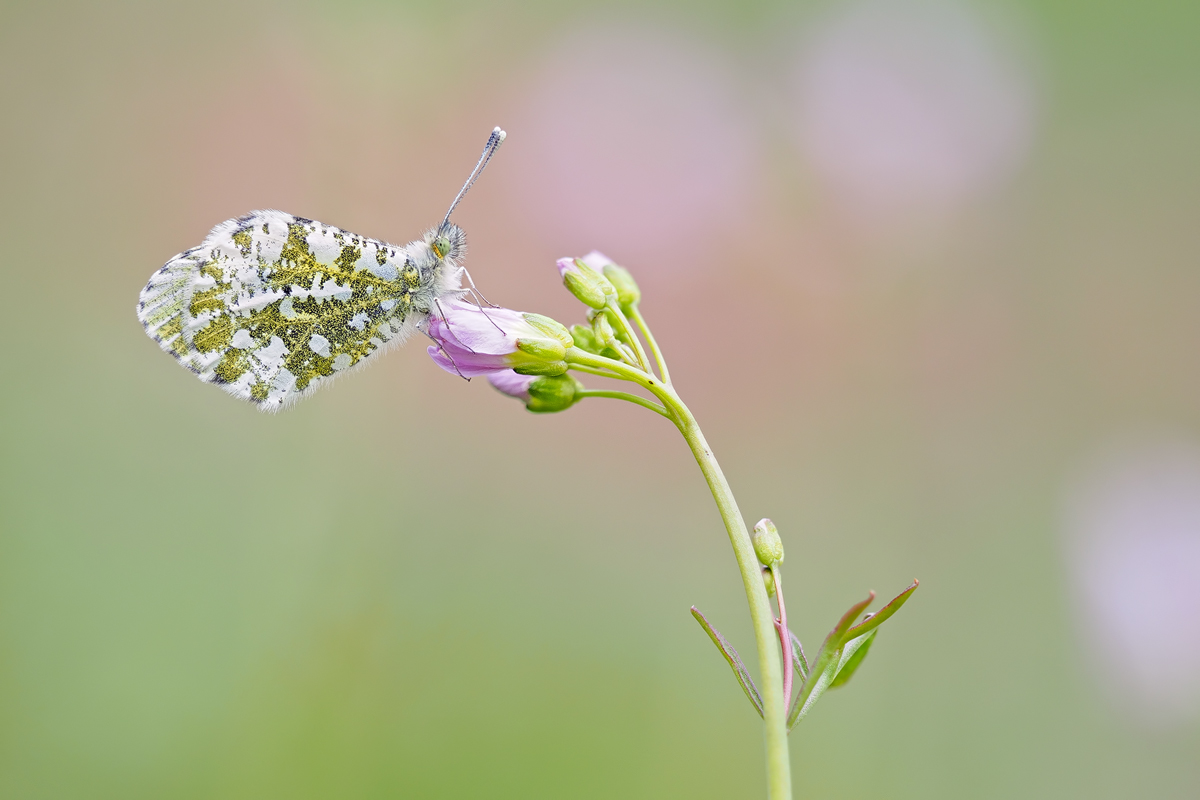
[751,518,784,566]
[569,324,604,355]
[762,566,776,597]
[592,311,616,347]
[602,263,640,309]
[557,257,615,310]
[526,374,584,413]
[488,371,582,413]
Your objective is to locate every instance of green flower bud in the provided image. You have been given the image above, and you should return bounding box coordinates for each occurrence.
[751,518,785,566]
[488,371,582,413]
[592,311,616,347]
[762,566,776,598]
[558,257,616,310]
[526,374,584,413]
[569,324,604,355]
[602,263,641,309]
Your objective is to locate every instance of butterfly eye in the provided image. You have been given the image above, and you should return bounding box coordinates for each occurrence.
[432,235,453,259]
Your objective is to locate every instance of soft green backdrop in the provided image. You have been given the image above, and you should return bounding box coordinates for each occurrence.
[2,1,1198,797]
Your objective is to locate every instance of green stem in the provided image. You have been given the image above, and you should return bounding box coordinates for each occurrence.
[566,346,791,797]
[569,363,627,380]
[606,301,654,375]
[630,306,670,384]
[566,349,666,397]
[661,391,792,799]
[576,390,670,418]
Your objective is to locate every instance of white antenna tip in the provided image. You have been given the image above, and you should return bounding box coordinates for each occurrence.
[494,127,506,141]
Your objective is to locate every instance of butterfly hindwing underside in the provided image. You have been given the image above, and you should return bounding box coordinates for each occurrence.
[138,209,465,411]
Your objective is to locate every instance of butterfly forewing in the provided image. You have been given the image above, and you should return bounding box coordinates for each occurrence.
[138,209,452,411]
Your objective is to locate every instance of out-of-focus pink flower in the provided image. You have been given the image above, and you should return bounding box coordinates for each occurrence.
[791,0,1035,225]
[509,23,758,269]
[1063,437,1200,726]
[580,251,615,270]
[426,299,572,378]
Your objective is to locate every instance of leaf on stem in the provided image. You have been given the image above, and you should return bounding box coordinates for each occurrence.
[788,629,809,683]
[691,606,764,718]
[787,592,874,730]
[843,580,919,643]
[829,629,877,688]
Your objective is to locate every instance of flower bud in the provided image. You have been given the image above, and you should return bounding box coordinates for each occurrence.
[526,373,584,413]
[751,518,784,566]
[592,311,616,347]
[762,566,776,597]
[602,264,640,308]
[569,324,604,355]
[580,251,641,309]
[557,257,615,310]
[487,371,583,413]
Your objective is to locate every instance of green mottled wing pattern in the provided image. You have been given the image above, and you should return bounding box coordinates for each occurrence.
[137,209,462,411]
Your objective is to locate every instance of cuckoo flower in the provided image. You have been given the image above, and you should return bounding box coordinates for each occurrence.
[426,299,573,378]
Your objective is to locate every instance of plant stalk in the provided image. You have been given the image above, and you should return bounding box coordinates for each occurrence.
[565,348,793,798]
[662,392,792,799]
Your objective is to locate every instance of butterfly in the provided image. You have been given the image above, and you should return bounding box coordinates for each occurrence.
[137,127,505,412]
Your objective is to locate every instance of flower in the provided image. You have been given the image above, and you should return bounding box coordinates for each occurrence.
[556,256,615,309]
[488,370,584,413]
[427,299,573,378]
[579,250,614,271]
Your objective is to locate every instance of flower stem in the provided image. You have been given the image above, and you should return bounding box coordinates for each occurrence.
[630,307,670,384]
[771,564,794,708]
[576,390,670,418]
[566,344,792,797]
[661,392,792,799]
[606,301,654,375]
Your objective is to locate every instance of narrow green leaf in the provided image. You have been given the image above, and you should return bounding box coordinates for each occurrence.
[830,629,877,688]
[787,592,875,730]
[788,629,809,682]
[843,580,918,642]
[691,606,764,718]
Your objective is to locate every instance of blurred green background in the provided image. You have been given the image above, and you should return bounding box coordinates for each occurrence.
[2,0,1199,797]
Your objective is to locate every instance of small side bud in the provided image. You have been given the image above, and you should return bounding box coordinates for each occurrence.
[557,257,615,310]
[751,518,785,566]
[592,312,616,347]
[762,566,776,597]
[569,324,604,355]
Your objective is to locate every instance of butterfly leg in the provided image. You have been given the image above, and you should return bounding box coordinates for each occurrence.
[462,267,500,308]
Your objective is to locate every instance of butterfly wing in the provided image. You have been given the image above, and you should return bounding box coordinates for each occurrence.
[138,210,442,411]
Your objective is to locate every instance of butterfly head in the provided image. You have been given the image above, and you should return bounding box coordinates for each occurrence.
[430,221,466,261]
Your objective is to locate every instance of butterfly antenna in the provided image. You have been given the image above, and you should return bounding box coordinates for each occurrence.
[443,127,506,225]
